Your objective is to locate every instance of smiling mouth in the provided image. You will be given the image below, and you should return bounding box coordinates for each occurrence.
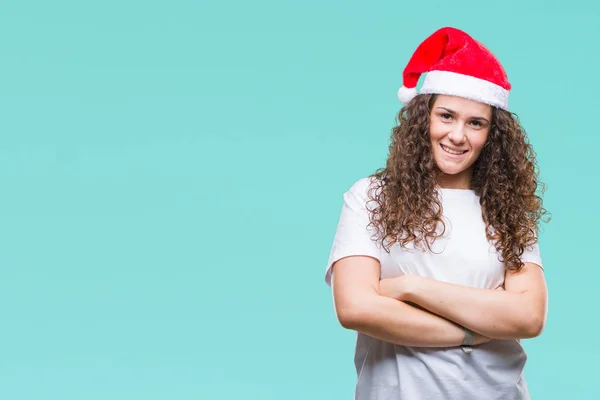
[440,144,468,155]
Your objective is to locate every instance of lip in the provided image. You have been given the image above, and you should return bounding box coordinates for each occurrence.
[440,143,468,158]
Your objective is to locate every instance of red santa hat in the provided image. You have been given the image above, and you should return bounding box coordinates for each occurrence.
[397,27,511,110]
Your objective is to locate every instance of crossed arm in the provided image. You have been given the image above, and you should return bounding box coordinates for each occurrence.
[331,255,548,348]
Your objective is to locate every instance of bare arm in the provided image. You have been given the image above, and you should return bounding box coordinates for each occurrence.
[379,262,548,340]
[331,255,490,347]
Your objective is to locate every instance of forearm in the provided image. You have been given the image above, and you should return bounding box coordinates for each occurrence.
[402,278,543,339]
[338,295,478,347]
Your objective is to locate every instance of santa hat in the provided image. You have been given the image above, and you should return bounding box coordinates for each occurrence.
[397,27,511,110]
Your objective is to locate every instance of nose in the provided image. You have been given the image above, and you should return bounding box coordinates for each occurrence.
[447,123,466,144]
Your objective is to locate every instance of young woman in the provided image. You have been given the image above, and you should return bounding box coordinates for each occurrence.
[324,27,549,399]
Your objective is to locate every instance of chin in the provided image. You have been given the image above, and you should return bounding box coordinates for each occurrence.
[438,166,466,175]
[434,161,467,176]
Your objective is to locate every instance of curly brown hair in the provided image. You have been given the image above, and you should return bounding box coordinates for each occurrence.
[367,94,550,272]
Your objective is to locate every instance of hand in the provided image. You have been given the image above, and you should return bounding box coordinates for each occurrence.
[461,284,502,346]
[379,275,419,301]
[379,277,400,299]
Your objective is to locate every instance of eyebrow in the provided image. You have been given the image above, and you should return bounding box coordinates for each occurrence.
[436,107,490,123]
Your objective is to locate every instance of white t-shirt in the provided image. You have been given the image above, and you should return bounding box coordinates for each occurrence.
[325,177,543,400]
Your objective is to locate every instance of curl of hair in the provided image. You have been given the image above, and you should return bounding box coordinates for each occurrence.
[367,94,550,271]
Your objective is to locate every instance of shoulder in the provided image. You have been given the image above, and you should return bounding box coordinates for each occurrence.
[343,176,382,211]
[346,176,381,198]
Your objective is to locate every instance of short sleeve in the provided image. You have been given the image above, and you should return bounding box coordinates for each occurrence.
[520,238,543,270]
[324,177,382,287]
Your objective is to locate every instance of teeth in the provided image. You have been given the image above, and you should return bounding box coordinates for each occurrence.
[441,144,466,155]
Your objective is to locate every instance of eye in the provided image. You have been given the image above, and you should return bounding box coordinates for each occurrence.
[469,120,483,128]
[440,113,452,121]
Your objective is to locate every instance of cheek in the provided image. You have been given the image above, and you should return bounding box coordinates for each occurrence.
[469,132,489,153]
[429,120,445,141]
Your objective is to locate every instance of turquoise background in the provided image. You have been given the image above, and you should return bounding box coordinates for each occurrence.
[0,0,597,398]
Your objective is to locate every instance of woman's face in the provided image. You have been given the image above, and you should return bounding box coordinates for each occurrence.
[429,95,492,189]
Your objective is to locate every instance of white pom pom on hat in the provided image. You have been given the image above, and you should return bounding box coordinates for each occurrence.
[397,86,418,105]
[397,27,511,111]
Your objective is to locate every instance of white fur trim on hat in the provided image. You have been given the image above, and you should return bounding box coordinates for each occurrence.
[420,70,510,110]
